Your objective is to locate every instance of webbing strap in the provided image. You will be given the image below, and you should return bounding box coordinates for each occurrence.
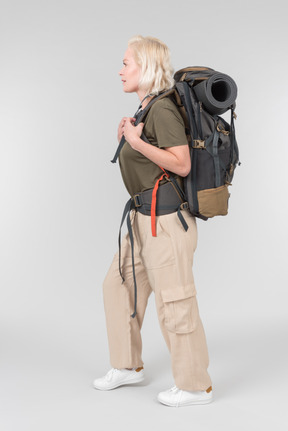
[117,198,138,318]
[230,108,239,164]
[126,206,137,318]
[212,130,221,188]
[182,81,199,140]
[177,207,189,231]
[191,148,199,214]
[118,199,134,284]
[111,135,126,164]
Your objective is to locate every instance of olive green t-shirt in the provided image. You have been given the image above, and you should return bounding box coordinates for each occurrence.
[119,97,188,197]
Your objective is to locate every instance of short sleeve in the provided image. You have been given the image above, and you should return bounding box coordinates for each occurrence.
[151,101,188,149]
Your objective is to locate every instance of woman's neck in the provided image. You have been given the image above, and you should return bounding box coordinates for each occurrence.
[137,89,153,108]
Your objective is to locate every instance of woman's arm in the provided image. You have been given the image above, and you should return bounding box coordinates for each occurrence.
[123,119,191,177]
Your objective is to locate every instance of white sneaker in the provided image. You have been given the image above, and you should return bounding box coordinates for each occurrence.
[157,385,213,407]
[93,367,145,391]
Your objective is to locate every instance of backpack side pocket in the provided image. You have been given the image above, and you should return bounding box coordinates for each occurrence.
[197,184,230,218]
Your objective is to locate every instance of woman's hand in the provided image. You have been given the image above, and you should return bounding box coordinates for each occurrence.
[117,117,136,143]
[123,119,144,150]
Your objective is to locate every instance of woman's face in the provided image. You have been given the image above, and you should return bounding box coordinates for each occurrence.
[119,47,141,94]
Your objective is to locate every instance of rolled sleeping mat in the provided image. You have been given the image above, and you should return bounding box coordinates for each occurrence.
[193,73,237,115]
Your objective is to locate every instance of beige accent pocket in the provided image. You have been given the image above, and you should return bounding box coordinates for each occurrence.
[161,286,199,334]
[197,185,230,218]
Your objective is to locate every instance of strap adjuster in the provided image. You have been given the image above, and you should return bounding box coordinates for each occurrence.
[133,194,142,208]
[180,202,189,210]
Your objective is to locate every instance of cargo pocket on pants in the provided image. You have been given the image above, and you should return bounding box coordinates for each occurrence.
[161,286,199,334]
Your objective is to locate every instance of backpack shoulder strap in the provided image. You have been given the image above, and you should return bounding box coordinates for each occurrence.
[111,89,175,164]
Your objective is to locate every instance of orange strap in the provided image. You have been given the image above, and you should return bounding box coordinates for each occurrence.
[151,167,169,237]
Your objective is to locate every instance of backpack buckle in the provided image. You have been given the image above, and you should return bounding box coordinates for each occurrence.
[133,194,142,208]
[192,139,206,149]
[217,124,230,136]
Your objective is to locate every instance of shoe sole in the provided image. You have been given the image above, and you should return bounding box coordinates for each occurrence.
[157,396,213,407]
[93,374,145,391]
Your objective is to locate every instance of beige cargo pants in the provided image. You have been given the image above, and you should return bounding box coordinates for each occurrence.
[103,209,212,391]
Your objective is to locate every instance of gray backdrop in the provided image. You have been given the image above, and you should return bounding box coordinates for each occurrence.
[1,0,287,430]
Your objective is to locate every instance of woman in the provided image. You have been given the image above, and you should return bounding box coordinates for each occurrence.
[93,36,213,407]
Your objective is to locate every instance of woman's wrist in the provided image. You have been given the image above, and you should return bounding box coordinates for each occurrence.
[129,135,144,151]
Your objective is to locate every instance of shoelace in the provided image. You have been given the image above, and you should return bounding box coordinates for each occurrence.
[106,368,118,382]
[169,386,179,393]
[168,386,182,407]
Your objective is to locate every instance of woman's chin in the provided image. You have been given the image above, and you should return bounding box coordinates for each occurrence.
[123,88,134,94]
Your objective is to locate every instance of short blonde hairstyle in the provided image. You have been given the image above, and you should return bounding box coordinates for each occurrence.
[128,35,174,96]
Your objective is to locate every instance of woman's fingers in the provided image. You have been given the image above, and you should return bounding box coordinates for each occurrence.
[122,117,136,125]
[118,117,136,142]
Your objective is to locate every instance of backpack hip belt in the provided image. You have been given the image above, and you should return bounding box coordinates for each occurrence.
[133,180,188,216]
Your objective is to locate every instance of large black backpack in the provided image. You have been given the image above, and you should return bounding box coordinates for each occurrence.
[171,66,239,220]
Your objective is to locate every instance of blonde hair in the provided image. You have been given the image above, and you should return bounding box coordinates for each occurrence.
[128,35,174,96]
